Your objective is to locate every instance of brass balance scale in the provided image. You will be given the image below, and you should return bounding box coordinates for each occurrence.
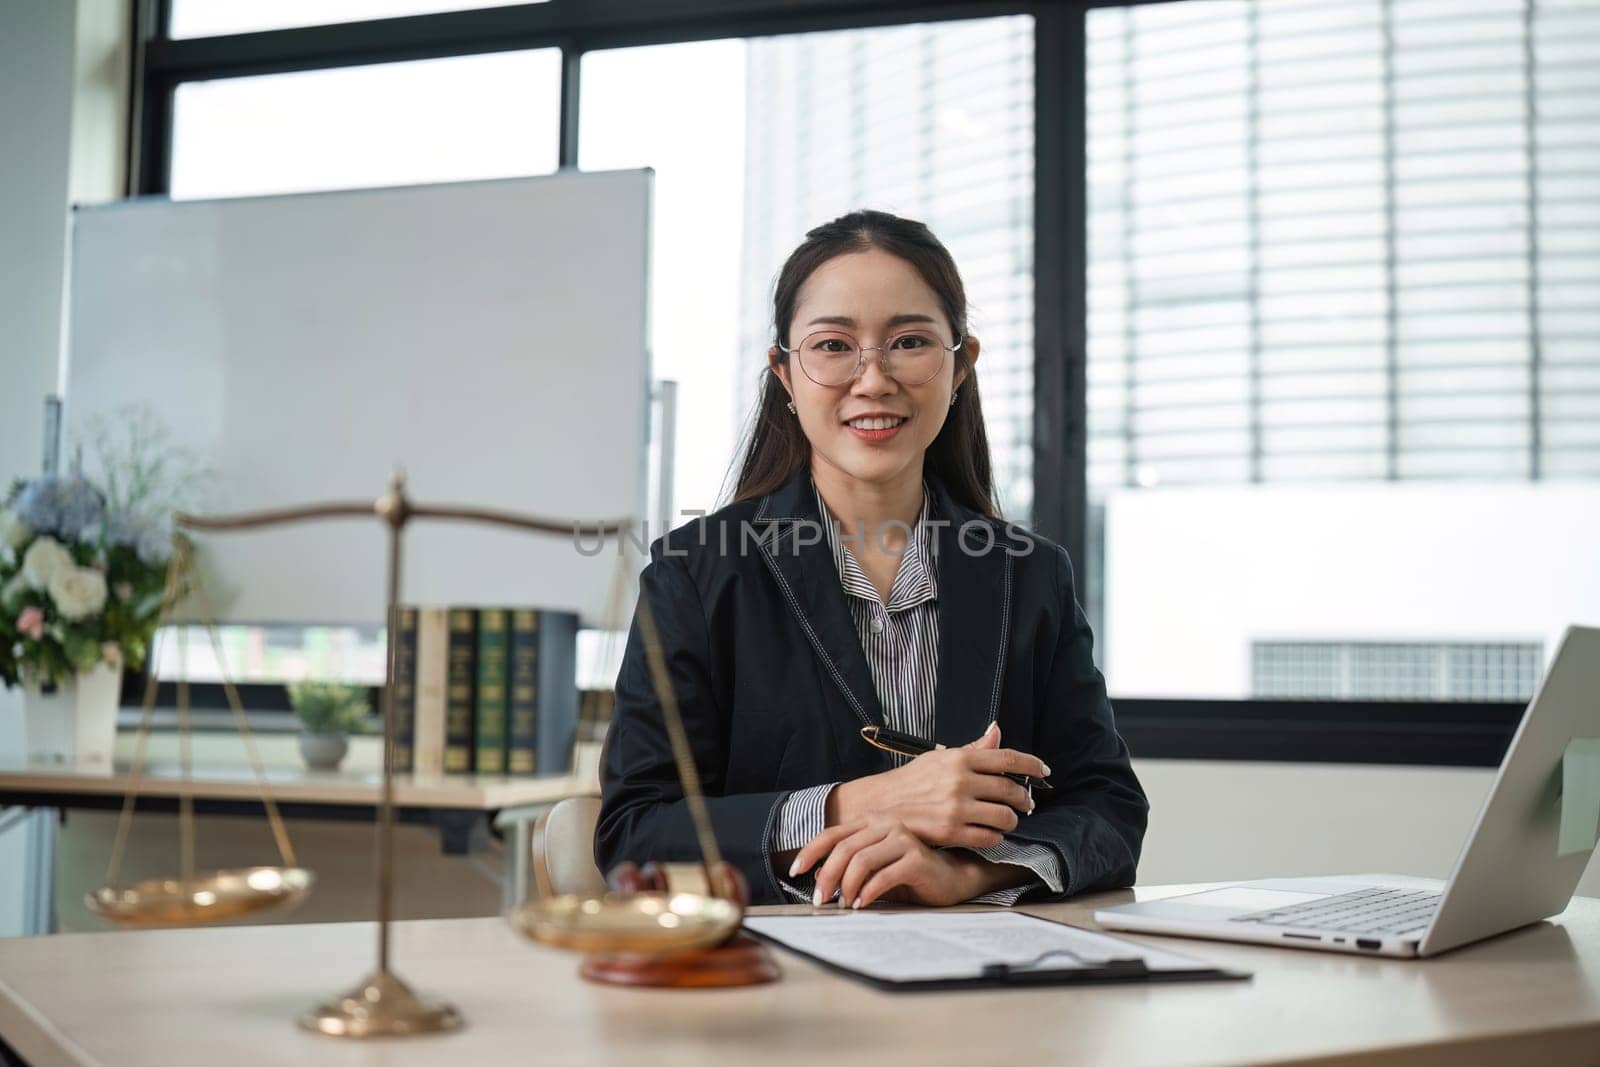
[86,471,773,1039]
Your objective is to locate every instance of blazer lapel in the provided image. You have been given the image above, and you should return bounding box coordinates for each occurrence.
[754,471,887,776]
[929,478,1015,749]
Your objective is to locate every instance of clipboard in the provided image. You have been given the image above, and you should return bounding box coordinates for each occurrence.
[741,911,1249,992]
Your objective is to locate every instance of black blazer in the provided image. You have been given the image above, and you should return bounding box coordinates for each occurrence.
[596,467,1148,905]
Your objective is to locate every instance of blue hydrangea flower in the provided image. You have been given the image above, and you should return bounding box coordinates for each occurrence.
[13,476,105,539]
[136,520,172,565]
[102,508,173,565]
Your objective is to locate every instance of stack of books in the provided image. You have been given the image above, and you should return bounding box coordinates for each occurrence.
[391,606,578,777]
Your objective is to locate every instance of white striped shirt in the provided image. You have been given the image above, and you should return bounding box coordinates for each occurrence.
[770,481,1064,906]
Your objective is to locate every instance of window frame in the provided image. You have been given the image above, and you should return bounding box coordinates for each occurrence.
[126,0,1526,764]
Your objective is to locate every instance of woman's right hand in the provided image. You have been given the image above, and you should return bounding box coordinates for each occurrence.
[824,723,1050,850]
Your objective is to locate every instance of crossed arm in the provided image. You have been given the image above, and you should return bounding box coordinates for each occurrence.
[776,723,1054,908]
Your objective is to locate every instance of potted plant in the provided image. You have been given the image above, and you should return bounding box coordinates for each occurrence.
[2,409,210,765]
[0,475,177,764]
[287,681,373,771]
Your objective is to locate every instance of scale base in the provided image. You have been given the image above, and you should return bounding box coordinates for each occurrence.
[580,932,781,988]
[298,969,462,1038]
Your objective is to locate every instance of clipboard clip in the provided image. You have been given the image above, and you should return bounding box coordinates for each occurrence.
[981,948,1151,980]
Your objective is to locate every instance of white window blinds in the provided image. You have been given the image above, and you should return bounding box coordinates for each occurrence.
[741,16,1036,517]
[1087,0,1600,490]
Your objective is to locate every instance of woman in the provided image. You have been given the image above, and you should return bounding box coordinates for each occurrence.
[597,210,1147,908]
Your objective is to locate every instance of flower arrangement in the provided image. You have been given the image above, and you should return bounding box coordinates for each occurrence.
[0,474,176,690]
[287,681,373,736]
[1,406,210,692]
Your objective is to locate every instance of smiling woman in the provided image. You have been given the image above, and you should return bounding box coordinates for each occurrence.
[596,210,1148,908]
[737,212,996,525]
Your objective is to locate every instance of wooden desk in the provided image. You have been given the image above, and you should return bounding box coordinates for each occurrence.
[1,884,1597,1067]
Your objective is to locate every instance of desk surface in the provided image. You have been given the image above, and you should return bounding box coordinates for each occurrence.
[0,756,589,811]
[2,883,1598,1067]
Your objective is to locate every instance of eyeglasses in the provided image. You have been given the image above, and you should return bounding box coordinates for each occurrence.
[777,328,962,387]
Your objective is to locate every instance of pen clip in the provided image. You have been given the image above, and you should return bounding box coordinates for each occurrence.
[860,727,915,758]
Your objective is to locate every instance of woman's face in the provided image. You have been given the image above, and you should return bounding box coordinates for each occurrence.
[772,248,978,489]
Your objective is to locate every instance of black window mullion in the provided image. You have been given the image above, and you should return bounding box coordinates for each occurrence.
[1032,1,1089,585]
[559,44,582,169]
[129,0,173,196]
[144,1,1035,82]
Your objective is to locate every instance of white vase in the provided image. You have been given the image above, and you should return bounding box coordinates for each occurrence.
[298,730,350,771]
[21,662,124,766]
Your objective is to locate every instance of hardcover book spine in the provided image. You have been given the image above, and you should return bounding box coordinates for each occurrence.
[413,606,450,776]
[474,608,510,775]
[392,606,418,773]
[444,607,478,773]
[536,610,580,776]
[507,609,540,775]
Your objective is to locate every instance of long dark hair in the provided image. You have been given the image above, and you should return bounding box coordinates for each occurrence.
[730,210,998,517]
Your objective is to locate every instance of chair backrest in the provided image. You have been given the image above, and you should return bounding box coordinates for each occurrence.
[531,796,609,898]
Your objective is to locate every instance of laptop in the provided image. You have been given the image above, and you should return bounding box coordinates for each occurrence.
[1096,625,1600,959]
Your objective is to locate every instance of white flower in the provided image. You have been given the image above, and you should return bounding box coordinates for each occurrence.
[48,565,108,621]
[21,536,74,590]
[0,509,30,550]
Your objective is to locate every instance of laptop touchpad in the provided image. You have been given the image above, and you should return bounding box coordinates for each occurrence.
[1175,887,1331,911]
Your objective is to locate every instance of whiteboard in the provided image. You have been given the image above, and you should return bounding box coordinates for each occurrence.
[64,170,651,627]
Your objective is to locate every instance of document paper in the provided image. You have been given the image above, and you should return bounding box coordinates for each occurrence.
[743,912,1217,983]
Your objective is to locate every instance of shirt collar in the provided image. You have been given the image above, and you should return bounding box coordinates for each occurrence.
[811,480,939,611]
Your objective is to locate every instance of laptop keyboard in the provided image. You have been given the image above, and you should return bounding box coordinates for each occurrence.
[1229,887,1441,937]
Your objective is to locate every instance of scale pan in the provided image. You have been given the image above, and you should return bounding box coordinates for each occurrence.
[508,892,741,954]
[87,866,315,926]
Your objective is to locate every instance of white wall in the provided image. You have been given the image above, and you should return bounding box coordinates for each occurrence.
[1106,483,1600,697]
[0,0,75,490]
[0,0,129,936]
[0,0,128,488]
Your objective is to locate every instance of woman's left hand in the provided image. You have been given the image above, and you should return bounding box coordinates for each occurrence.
[792,815,984,909]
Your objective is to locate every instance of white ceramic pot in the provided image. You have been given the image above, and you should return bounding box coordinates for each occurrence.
[298,731,350,771]
[21,661,124,766]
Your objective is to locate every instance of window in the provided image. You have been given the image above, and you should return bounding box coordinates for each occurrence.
[741,17,1037,519]
[141,0,1595,757]
[170,50,562,200]
[146,8,1035,690]
[147,623,387,685]
[579,17,1035,519]
[579,40,749,520]
[1087,0,1600,700]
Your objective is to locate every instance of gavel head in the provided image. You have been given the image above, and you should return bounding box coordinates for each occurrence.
[604,861,750,908]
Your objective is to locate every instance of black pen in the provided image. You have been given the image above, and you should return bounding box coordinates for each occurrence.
[859,725,1054,795]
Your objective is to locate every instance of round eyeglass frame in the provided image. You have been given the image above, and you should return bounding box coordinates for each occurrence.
[776,329,964,387]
